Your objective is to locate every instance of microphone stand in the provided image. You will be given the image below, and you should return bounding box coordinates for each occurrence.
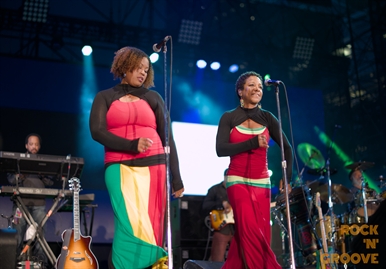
[274,84,296,269]
[161,41,174,269]
[325,126,339,251]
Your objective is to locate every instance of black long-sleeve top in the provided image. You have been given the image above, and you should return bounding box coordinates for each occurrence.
[202,181,229,214]
[89,84,183,191]
[216,105,293,181]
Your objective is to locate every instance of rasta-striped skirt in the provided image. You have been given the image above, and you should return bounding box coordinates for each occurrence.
[105,163,168,269]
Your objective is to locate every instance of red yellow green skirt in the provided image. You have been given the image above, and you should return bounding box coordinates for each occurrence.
[105,163,168,269]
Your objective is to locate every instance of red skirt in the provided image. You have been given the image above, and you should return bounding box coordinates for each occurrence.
[222,182,281,269]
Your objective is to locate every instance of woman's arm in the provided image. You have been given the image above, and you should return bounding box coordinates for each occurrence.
[216,111,259,157]
[89,91,139,152]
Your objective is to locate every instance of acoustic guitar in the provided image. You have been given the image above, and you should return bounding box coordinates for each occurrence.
[56,177,99,269]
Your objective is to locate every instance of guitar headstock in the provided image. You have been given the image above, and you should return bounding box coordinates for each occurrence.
[315,192,321,210]
[69,177,81,193]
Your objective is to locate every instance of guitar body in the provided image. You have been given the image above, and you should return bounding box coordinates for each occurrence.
[56,178,99,269]
[56,228,98,269]
[210,209,234,230]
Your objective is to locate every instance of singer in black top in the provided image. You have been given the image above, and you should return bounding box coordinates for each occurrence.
[216,71,292,269]
[89,46,184,269]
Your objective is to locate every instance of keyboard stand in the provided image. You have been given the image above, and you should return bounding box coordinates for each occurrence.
[13,190,67,267]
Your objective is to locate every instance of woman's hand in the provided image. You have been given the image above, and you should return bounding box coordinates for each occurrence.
[138,138,153,153]
[173,187,185,198]
[279,178,292,194]
[258,134,269,148]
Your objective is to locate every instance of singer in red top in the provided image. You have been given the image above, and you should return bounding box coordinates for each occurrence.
[216,71,293,268]
[89,46,184,269]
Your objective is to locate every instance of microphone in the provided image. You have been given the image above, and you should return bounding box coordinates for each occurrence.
[264,79,282,86]
[153,36,171,52]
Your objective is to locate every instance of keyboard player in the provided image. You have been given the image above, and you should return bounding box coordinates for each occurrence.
[6,133,53,268]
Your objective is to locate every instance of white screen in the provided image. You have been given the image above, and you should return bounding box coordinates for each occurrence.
[172,122,230,195]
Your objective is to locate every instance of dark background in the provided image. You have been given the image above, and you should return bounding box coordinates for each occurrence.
[0,0,385,267]
[1,0,384,192]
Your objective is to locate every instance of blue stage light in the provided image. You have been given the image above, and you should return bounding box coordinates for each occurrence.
[81,45,93,56]
[210,62,221,70]
[149,53,159,63]
[229,64,239,73]
[196,60,207,69]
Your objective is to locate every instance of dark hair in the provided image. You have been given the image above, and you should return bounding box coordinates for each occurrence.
[25,133,42,145]
[235,71,263,99]
[110,46,154,88]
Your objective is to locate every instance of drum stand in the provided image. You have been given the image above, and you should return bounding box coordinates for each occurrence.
[324,125,341,249]
[360,173,369,223]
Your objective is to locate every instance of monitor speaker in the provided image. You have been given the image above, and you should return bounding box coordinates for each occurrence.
[0,228,18,269]
[183,260,224,269]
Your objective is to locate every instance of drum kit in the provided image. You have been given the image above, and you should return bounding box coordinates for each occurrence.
[272,143,386,267]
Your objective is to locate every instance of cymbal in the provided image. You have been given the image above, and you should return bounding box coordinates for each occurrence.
[297,143,325,169]
[317,184,354,204]
[345,161,375,171]
[306,180,325,194]
[307,168,338,176]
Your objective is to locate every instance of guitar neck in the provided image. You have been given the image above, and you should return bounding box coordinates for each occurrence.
[317,201,329,254]
[316,192,334,269]
[73,190,80,241]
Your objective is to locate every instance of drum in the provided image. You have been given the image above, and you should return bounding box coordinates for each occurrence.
[354,188,380,217]
[380,190,386,200]
[315,215,339,245]
[276,186,311,223]
[348,209,365,224]
[276,187,317,256]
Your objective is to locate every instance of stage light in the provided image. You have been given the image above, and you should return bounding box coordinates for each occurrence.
[196,60,207,69]
[229,64,239,73]
[178,19,203,45]
[293,37,314,61]
[22,0,49,23]
[210,62,221,71]
[81,45,93,56]
[149,52,159,63]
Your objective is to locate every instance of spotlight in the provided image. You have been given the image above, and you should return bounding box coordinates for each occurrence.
[82,45,93,56]
[210,62,221,71]
[229,64,239,73]
[22,0,49,23]
[178,19,203,45]
[149,53,159,63]
[196,60,207,69]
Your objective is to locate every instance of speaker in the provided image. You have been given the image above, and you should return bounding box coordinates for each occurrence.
[173,246,210,269]
[0,228,18,269]
[171,195,208,248]
[183,260,224,269]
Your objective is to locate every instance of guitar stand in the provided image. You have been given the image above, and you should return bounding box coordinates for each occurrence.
[13,191,67,266]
